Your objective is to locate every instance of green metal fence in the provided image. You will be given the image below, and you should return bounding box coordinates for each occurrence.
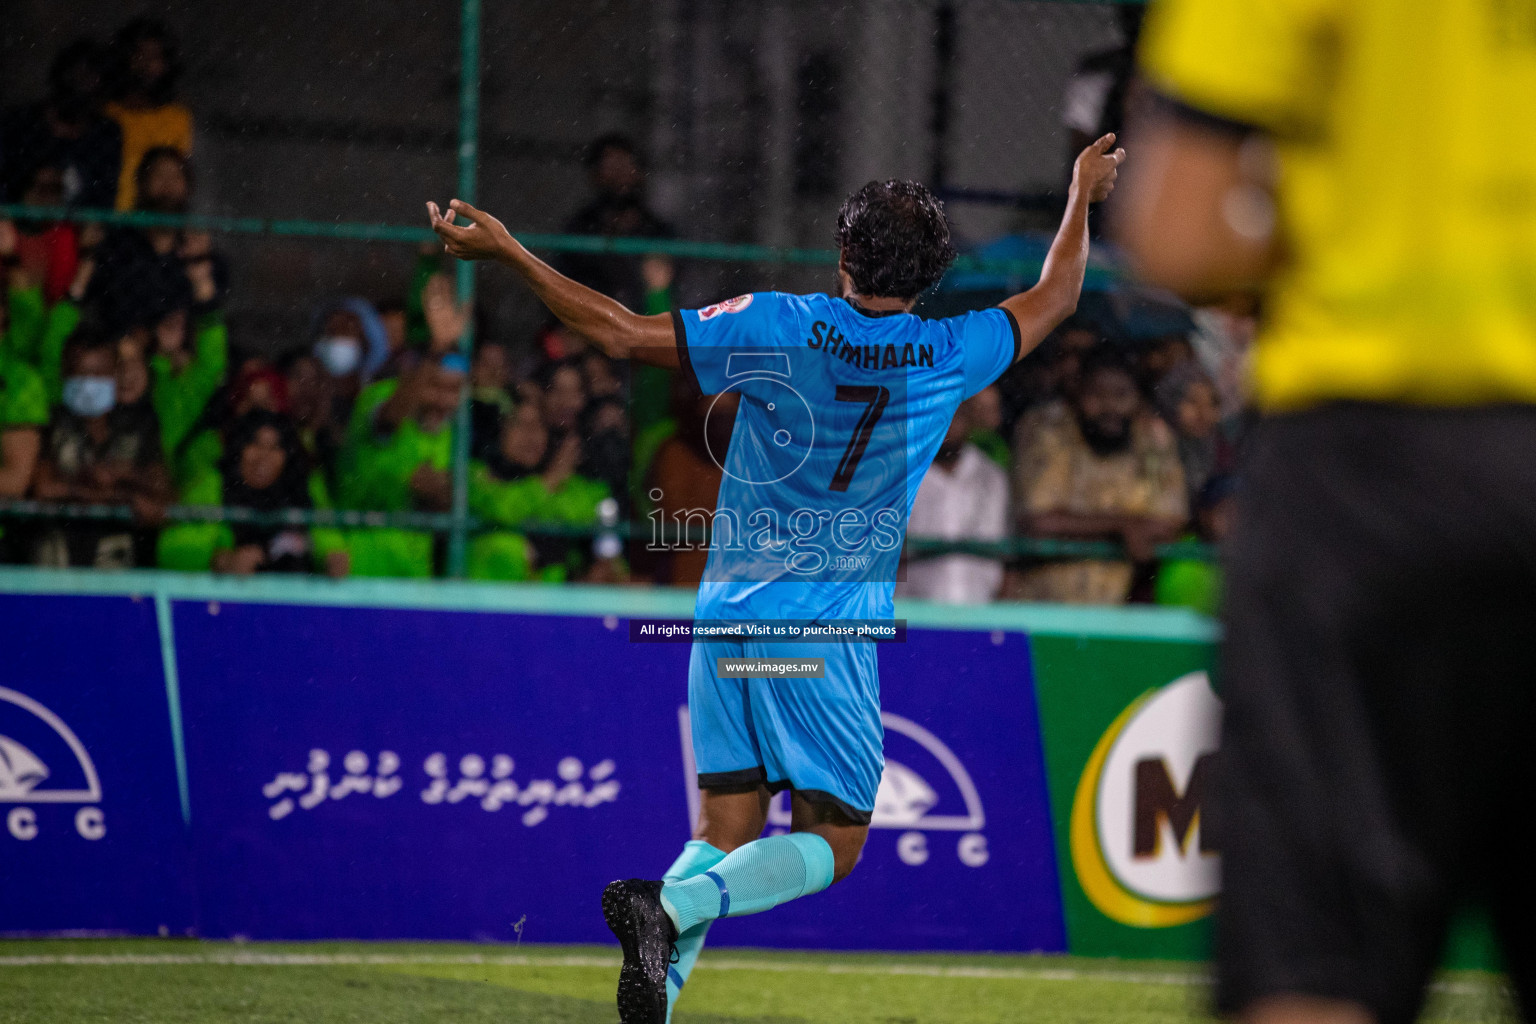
[3,0,1188,578]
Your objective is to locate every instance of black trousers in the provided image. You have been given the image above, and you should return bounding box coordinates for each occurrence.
[1217,403,1536,1024]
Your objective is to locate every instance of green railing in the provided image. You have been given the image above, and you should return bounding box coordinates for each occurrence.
[446,0,483,576]
[1,0,1153,580]
[0,203,1075,278]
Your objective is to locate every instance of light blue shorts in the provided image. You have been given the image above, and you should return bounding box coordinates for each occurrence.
[687,638,884,823]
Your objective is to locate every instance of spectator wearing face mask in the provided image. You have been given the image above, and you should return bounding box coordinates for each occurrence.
[467,399,612,582]
[337,354,466,577]
[103,18,193,212]
[0,38,123,211]
[87,148,228,336]
[898,395,1010,604]
[158,409,347,577]
[1009,346,1187,603]
[311,298,390,403]
[31,333,170,567]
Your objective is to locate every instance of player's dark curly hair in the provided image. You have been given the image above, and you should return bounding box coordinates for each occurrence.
[835,180,958,300]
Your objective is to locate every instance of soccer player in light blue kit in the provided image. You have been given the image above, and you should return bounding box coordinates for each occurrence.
[429,132,1124,1024]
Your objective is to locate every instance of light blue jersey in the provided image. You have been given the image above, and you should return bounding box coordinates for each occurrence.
[672,291,1019,624]
[672,290,1019,817]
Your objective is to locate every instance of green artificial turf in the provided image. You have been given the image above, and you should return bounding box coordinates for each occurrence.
[0,940,1514,1024]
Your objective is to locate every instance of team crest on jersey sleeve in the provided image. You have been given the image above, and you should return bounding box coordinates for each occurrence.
[698,294,754,321]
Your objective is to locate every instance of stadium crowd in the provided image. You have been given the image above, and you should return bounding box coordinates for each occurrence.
[0,26,1251,613]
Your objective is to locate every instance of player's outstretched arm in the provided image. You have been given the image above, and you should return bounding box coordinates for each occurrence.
[998,134,1125,363]
[1113,117,1278,301]
[426,199,678,368]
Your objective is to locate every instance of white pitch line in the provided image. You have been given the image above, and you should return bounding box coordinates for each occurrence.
[0,953,1497,996]
[0,952,1205,984]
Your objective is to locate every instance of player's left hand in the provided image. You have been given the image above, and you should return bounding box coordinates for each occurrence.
[427,199,514,262]
[1072,133,1127,204]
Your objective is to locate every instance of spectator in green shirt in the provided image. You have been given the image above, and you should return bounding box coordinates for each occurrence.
[965,384,1012,469]
[0,260,50,555]
[2,233,94,405]
[147,251,228,462]
[0,346,48,501]
[158,409,347,576]
[468,400,611,582]
[468,339,513,461]
[170,361,292,487]
[1154,474,1236,618]
[337,354,466,577]
[280,349,342,488]
[373,250,449,380]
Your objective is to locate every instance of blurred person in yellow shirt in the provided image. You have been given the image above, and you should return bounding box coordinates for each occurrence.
[1119,3,1536,1024]
[104,18,193,212]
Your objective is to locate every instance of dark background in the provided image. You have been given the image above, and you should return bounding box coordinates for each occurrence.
[2,0,1127,353]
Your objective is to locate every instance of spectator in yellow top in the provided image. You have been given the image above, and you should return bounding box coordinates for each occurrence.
[104,18,192,212]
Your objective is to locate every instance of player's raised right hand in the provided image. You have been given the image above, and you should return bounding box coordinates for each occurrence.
[1072,133,1127,204]
[427,199,515,262]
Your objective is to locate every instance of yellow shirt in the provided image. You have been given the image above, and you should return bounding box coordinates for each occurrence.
[104,101,194,211]
[1140,0,1536,410]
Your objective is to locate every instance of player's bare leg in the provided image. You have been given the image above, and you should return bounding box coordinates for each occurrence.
[694,783,770,851]
[790,792,868,882]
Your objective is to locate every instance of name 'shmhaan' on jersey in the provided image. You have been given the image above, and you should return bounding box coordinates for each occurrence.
[807,320,934,370]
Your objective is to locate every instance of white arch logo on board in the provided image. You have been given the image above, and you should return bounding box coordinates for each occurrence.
[0,687,106,841]
[678,708,990,868]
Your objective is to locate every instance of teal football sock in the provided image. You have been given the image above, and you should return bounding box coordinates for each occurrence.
[663,839,728,884]
[659,832,836,935]
[661,840,726,1023]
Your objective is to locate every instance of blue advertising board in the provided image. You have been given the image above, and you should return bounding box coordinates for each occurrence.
[171,598,1064,951]
[710,626,1064,952]
[0,572,1215,951]
[174,601,689,943]
[0,593,193,935]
